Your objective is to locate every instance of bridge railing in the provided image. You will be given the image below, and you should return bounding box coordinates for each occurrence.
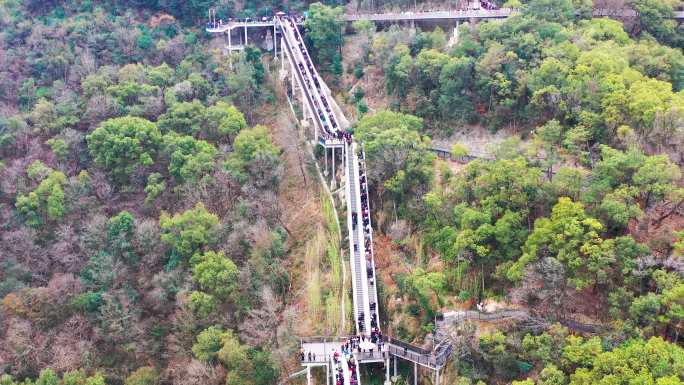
[384,336,453,368]
[344,8,514,21]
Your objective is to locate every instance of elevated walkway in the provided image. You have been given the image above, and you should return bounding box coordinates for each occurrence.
[345,8,513,21]
[208,14,453,384]
[206,8,684,37]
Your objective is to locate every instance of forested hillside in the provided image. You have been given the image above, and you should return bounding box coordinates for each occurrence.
[336,0,684,383]
[2,0,684,385]
[0,1,298,384]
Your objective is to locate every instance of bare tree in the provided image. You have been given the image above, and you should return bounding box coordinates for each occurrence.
[238,287,283,347]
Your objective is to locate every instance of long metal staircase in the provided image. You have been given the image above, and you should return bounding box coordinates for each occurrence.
[207,14,452,385]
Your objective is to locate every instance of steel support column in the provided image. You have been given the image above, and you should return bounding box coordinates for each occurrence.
[414,362,418,385]
[393,355,397,377]
[280,37,285,70]
[385,358,391,384]
[227,29,231,51]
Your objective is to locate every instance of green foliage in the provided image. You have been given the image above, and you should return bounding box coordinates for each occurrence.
[521,325,569,365]
[146,64,175,88]
[163,133,217,183]
[144,173,166,206]
[29,98,78,134]
[26,160,53,181]
[225,125,281,186]
[46,137,69,160]
[16,170,66,227]
[159,203,219,259]
[125,367,159,385]
[373,2,684,144]
[631,0,678,44]
[355,111,434,218]
[158,100,205,136]
[190,251,239,300]
[565,337,684,385]
[189,291,216,318]
[71,291,104,313]
[509,198,614,290]
[86,116,162,183]
[192,325,226,362]
[204,101,247,142]
[561,335,602,370]
[304,3,345,75]
[107,211,136,264]
[35,369,58,385]
[538,365,566,385]
[80,252,118,290]
[450,143,469,158]
[523,0,575,24]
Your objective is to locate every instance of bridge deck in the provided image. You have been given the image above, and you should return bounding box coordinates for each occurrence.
[207,8,684,35]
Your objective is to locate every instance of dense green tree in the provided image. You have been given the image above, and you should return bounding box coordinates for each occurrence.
[144,172,166,206]
[304,3,345,75]
[163,133,217,184]
[631,0,677,44]
[225,125,281,186]
[354,111,434,217]
[86,116,162,183]
[438,57,476,123]
[107,211,136,264]
[124,367,159,385]
[203,101,247,142]
[46,137,69,161]
[190,251,239,300]
[16,170,67,227]
[524,0,575,23]
[192,325,226,362]
[189,291,216,318]
[159,203,219,260]
[29,98,79,134]
[566,337,684,385]
[157,100,206,136]
[509,198,614,290]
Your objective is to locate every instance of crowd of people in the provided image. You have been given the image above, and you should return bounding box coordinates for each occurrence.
[283,16,349,144]
[300,333,388,385]
[333,349,358,385]
[283,14,387,385]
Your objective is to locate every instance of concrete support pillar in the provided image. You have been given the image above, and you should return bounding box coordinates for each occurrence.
[290,61,295,97]
[332,147,335,180]
[435,368,440,385]
[244,23,248,45]
[307,366,311,385]
[414,362,418,385]
[326,362,330,385]
[227,29,231,51]
[324,148,328,176]
[280,37,285,70]
[273,22,277,53]
[385,358,391,385]
[393,355,397,377]
[301,87,307,119]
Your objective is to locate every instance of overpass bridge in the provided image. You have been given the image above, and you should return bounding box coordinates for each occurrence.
[205,8,684,53]
[344,8,684,21]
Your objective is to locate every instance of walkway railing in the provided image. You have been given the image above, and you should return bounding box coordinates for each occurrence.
[344,8,514,21]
